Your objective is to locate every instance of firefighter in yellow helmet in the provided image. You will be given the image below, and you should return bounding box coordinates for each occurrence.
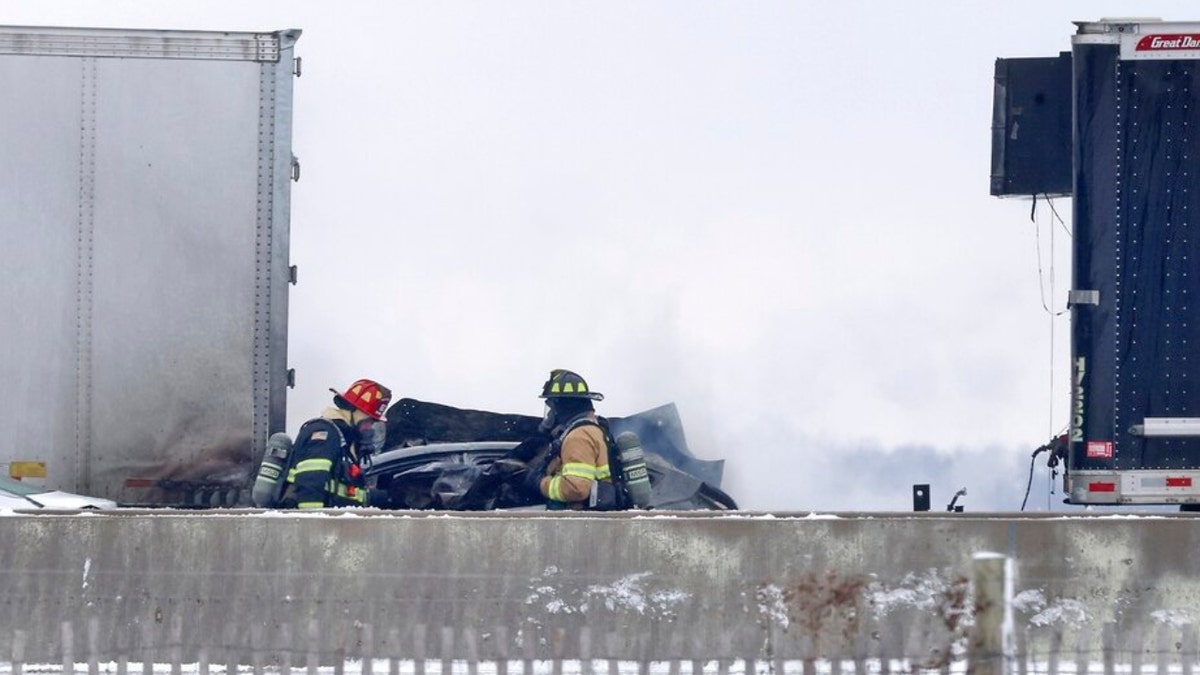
[524,369,620,510]
[279,378,393,509]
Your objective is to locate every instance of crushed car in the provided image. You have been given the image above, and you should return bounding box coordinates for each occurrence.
[370,399,737,511]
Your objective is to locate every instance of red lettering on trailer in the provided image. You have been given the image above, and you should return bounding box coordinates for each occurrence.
[1086,441,1114,459]
[1166,477,1193,487]
[1088,482,1117,492]
[1137,34,1200,51]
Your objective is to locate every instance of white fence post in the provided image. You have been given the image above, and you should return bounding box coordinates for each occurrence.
[13,628,26,675]
[968,552,1014,675]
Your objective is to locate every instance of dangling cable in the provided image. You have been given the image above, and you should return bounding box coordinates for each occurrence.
[1045,192,1072,237]
[1047,198,1057,509]
[1045,195,1073,508]
[1032,200,1068,318]
[1020,451,1039,511]
[1027,195,1071,509]
[1021,430,1069,511]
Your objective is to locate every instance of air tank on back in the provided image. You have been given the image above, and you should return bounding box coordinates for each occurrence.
[615,431,653,509]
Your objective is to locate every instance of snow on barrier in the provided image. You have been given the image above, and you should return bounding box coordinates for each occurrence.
[2,511,1200,672]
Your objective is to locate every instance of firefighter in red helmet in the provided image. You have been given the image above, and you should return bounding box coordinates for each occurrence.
[279,378,393,509]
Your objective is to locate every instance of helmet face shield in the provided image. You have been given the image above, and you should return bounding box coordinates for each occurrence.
[538,402,556,434]
[356,418,387,457]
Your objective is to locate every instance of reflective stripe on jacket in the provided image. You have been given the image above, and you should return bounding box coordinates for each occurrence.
[541,418,611,508]
[283,408,370,509]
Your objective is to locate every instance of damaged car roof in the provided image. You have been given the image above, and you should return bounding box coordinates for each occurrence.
[374,400,736,511]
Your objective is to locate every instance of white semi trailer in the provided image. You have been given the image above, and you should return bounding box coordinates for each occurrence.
[0,25,301,505]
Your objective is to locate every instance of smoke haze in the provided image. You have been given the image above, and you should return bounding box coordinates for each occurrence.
[7,0,1196,512]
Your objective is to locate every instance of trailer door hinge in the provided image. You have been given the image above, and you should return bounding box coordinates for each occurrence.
[287,368,296,388]
[288,265,298,285]
[293,57,302,77]
[291,155,301,182]
[1068,289,1100,307]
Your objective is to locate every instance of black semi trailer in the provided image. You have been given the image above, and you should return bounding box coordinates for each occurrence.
[993,19,1200,505]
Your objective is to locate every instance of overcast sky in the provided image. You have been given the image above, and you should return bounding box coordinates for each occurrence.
[8,1,1196,513]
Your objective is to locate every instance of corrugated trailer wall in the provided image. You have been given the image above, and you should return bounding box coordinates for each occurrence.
[0,27,300,504]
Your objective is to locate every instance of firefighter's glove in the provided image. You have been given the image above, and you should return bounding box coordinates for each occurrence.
[367,487,394,510]
[521,459,548,498]
[509,434,551,462]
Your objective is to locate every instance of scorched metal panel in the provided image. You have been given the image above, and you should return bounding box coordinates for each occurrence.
[0,26,300,504]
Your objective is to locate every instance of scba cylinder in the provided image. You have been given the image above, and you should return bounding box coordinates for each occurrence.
[615,431,653,509]
[251,432,294,507]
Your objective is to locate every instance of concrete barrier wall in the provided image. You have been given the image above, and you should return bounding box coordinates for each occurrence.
[2,510,1200,665]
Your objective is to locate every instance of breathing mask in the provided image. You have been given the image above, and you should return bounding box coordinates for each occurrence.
[538,402,557,434]
[355,418,387,458]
